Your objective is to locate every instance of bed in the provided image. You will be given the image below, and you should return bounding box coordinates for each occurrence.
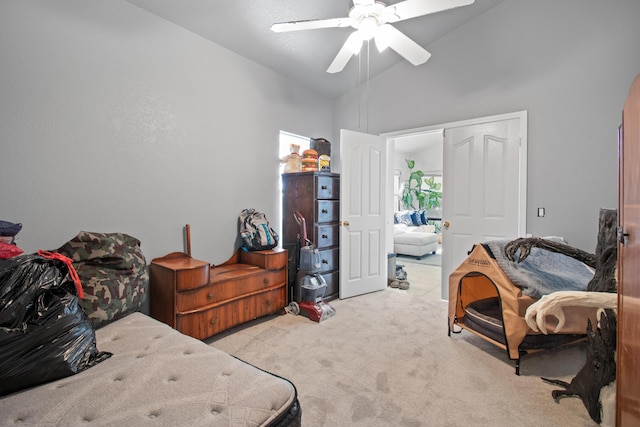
[448,241,599,375]
[0,232,301,426]
[0,312,301,426]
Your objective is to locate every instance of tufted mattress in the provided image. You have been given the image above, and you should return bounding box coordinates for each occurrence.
[0,312,301,426]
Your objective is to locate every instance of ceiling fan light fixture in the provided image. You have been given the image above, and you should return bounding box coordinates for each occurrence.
[374,25,391,52]
[357,16,379,40]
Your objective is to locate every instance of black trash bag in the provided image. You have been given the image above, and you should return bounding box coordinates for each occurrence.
[0,253,111,396]
[0,220,22,237]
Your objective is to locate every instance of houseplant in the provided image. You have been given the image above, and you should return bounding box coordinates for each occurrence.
[400,159,442,211]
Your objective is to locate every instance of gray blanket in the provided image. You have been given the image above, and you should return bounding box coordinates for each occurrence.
[485,240,595,299]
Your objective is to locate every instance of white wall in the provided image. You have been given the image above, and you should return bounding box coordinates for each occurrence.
[3,0,639,260]
[396,146,443,177]
[0,0,333,263]
[333,0,640,252]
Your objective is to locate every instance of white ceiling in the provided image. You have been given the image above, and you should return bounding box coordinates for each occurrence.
[126,0,505,98]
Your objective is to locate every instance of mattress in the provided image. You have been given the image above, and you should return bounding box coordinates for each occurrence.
[464,297,584,351]
[0,312,301,427]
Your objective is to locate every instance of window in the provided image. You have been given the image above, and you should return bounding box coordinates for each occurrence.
[278,131,310,230]
[279,131,310,174]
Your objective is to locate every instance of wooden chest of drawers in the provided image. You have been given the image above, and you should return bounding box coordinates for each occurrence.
[282,172,340,300]
[150,249,287,340]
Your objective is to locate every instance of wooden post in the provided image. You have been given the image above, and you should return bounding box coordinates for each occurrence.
[185,224,191,257]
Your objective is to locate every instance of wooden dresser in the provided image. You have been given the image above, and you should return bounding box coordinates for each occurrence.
[150,248,287,340]
[282,172,340,300]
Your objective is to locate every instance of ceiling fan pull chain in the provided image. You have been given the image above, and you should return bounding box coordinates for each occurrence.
[366,39,370,133]
[358,47,362,130]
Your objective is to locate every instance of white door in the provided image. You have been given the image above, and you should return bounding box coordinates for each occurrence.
[339,129,387,299]
[441,117,526,299]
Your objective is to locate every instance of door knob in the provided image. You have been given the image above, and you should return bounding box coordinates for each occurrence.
[618,226,629,247]
[443,221,451,229]
[342,221,350,227]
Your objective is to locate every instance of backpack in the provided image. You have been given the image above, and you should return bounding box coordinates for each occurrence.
[239,209,279,251]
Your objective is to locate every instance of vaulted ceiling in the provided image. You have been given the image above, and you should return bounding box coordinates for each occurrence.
[127,0,505,98]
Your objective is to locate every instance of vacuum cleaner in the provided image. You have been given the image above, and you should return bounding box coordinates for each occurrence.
[285,211,336,322]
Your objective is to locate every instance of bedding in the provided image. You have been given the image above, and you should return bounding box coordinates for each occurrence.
[484,239,594,299]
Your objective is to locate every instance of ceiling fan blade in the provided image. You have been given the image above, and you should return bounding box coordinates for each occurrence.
[378,24,431,66]
[353,0,375,5]
[385,0,475,23]
[271,17,352,33]
[327,31,364,73]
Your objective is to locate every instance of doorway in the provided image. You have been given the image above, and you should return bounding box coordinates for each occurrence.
[384,111,528,300]
[392,129,444,267]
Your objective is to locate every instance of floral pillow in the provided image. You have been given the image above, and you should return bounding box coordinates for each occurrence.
[395,211,413,226]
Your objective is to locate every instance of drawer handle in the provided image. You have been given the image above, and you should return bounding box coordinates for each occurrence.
[322,259,328,264]
[210,317,216,325]
[207,292,214,299]
[263,277,270,285]
[321,185,328,190]
[321,209,328,214]
[322,234,328,239]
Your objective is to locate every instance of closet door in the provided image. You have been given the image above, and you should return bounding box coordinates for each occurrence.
[617,74,640,426]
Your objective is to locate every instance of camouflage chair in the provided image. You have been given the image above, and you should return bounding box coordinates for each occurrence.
[57,231,149,329]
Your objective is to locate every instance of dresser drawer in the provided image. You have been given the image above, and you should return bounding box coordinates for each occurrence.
[176,287,286,340]
[316,175,340,200]
[318,270,339,300]
[176,269,286,312]
[317,247,339,274]
[316,200,339,224]
[239,248,287,270]
[174,264,210,291]
[150,255,210,293]
[314,224,339,249]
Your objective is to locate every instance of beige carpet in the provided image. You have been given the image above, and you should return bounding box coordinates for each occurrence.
[208,262,597,426]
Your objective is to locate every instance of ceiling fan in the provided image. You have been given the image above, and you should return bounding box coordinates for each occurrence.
[271,0,475,73]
